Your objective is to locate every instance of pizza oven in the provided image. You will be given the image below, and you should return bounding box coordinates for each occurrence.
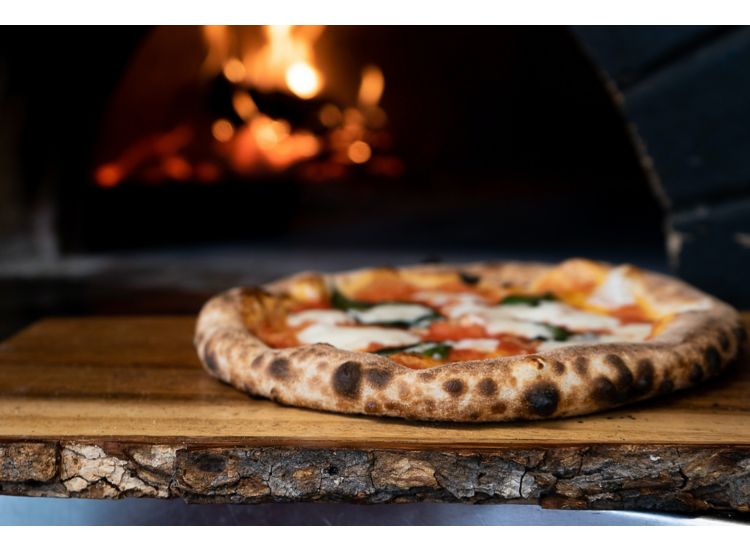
[1,26,749,335]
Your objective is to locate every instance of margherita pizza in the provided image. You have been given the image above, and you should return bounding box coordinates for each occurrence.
[194,259,745,421]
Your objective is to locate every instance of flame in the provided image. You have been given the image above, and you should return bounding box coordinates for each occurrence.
[358,65,385,106]
[96,27,395,188]
[211,119,234,143]
[285,62,322,99]
[239,25,325,98]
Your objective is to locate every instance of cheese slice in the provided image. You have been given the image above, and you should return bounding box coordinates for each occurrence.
[450,338,500,352]
[296,324,419,351]
[494,302,620,331]
[536,322,653,352]
[287,309,351,327]
[351,303,434,325]
[586,266,638,308]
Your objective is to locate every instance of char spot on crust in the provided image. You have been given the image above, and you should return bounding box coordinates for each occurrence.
[552,361,565,375]
[523,381,559,417]
[734,324,748,345]
[574,356,588,376]
[719,331,731,352]
[633,359,655,396]
[659,378,674,394]
[477,378,497,397]
[365,368,392,389]
[251,354,265,369]
[418,371,437,381]
[333,361,362,399]
[459,271,481,285]
[203,346,221,375]
[689,362,704,384]
[268,358,290,379]
[704,346,721,376]
[443,378,466,397]
[591,376,618,405]
[468,410,481,420]
[491,401,507,414]
[365,400,380,413]
[604,354,634,388]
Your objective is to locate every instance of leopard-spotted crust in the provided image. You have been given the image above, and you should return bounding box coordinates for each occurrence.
[194,261,746,422]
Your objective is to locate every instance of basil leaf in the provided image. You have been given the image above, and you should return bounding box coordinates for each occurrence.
[375,341,452,359]
[420,343,452,359]
[499,292,557,306]
[330,288,372,311]
[543,324,571,342]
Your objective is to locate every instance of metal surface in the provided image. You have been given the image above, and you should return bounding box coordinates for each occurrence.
[0,496,740,525]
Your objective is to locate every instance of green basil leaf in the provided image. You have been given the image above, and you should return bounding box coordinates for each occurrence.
[543,324,571,342]
[330,288,372,311]
[374,341,453,359]
[499,292,557,306]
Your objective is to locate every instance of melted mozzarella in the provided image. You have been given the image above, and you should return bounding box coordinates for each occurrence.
[412,290,485,308]
[586,266,637,308]
[287,309,351,327]
[536,322,653,352]
[450,338,500,351]
[296,324,419,351]
[495,302,620,331]
[351,303,434,325]
[484,317,554,340]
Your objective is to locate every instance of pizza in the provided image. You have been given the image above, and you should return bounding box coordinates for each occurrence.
[194,259,746,421]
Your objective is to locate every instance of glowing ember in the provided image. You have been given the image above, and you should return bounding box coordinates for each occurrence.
[358,65,385,106]
[285,62,322,99]
[94,26,398,187]
[347,140,372,164]
[222,58,247,83]
[211,119,235,143]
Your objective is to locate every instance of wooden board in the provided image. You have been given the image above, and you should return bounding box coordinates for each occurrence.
[0,315,749,513]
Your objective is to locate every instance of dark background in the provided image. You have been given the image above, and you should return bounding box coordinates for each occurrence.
[0,26,748,340]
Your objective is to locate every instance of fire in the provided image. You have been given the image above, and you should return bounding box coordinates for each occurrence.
[94,26,399,188]
[285,62,322,99]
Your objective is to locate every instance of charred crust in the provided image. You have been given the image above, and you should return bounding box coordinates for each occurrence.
[418,371,437,381]
[719,330,731,352]
[659,378,675,394]
[332,361,362,399]
[704,346,721,376]
[604,354,634,389]
[633,359,655,396]
[477,378,498,397]
[203,347,221,375]
[574,356,588,377]
[251,354,265,369]
[468,410,481,420]
[591,376,618,405]
[443,378,466,397]
[523,381,559,417]
[365,368,393,389]
[268,358,290,379]
[364,400,380,413]
[689,362,704,384]
[734,324,748,345]
[491,401,507,414]
[552,361,566,375]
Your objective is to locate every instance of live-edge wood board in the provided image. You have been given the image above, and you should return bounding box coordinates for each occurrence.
[0,315,748,513]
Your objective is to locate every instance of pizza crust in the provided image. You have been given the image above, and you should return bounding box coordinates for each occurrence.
[194,260,746,422]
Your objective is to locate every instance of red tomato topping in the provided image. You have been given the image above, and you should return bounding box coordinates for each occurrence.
[425,321,488,341]
[610,304,650,324]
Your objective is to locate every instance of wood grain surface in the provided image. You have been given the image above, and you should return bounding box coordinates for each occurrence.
[0,315,748,512]
[1,315,749,447]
